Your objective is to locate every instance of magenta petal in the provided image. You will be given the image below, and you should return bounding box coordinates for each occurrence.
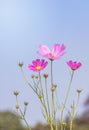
[32,60,37,66]
[67,60,82,70]
[40,59,45,66]
[77,62,82,67]
[28,59,48,72]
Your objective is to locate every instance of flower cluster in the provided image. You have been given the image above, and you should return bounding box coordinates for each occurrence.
[16,43,82,130]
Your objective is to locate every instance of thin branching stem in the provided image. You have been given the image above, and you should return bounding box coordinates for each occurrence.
[61,70,74,130]
[45,77,51,121]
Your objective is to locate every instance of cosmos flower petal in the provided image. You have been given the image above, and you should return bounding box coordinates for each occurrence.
[39,45,50,54]
[37,44,66,60]
[67,60,82,70]
[60,44,66,51]
[28,59,48,72]
[52,44,61,54]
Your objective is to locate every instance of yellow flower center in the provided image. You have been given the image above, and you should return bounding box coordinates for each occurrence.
[52,53,55,57]
[36,66,42,70]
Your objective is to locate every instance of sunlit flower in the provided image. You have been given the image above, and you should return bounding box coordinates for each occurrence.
[37,44,66,60]
[67,60,82,70]
[28,59,48,72]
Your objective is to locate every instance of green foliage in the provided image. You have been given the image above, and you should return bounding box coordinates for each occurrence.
[0,111,24,130]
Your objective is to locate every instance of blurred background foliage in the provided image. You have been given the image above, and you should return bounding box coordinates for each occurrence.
[0,95,89,130]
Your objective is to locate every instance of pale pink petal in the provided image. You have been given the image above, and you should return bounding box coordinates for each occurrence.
[39,45,50,54]
[52,44,66,59]
[52,44,61,54]
[37,51,45,57]
[60,44,66,51]
[55,51,66,58]
[44,53,54,60]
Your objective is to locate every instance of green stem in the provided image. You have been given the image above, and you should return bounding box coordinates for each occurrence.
[50,60,57,130]
[19,108,31,130]
[21,68,38,95]
[61,70,74,130]
[50,60,53,87]
[49,121,54,130]
[15,96,31,130]
[45,77,51,122]
[73,93,80,118]
[70,118,73,130]
[39,72,49,121]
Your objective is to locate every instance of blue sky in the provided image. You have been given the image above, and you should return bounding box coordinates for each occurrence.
[0,0,89,126]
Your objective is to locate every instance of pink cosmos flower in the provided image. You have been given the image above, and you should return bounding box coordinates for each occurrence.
[67,60,82,70]
[37,44,66,60]
[28,59,48,72]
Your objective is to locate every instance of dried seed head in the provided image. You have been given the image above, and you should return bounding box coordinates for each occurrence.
[24,102,28,106]
[62,122,67,127]
[51,84,57,92]
[77,89,82,93]
[35,75,39,79]
[14,91,19,96]
[31,74,35,78]
[18,62,24,67]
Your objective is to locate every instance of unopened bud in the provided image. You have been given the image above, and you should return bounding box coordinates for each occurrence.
[77,89,82,93]
[31,75,34,78]
[35,75,39,79]
[70,104,74,109]
[24,102,28,106]
[62,122,67,128]
[14,91,19,96]
[18,62,24,67]
[53,84,57,88]
[16,105,20,109]
[51,87,55,92]
[43,73,48,78]
[51,84,57,92]
[38,95,42,99]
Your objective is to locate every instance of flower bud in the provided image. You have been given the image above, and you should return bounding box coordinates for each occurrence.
[14,91,19,96]
[70,104,74,109]
[35,75,39,79]
[16,105,20,109]
[51,84,57,92]
[38,95,42,99]
[18,62,24,67]
[77,89,82,93]
[62,122,67,128]
[24,102,28,106]
[51,87,55,92]
[43,73,48,78]
[31,74,35,78]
